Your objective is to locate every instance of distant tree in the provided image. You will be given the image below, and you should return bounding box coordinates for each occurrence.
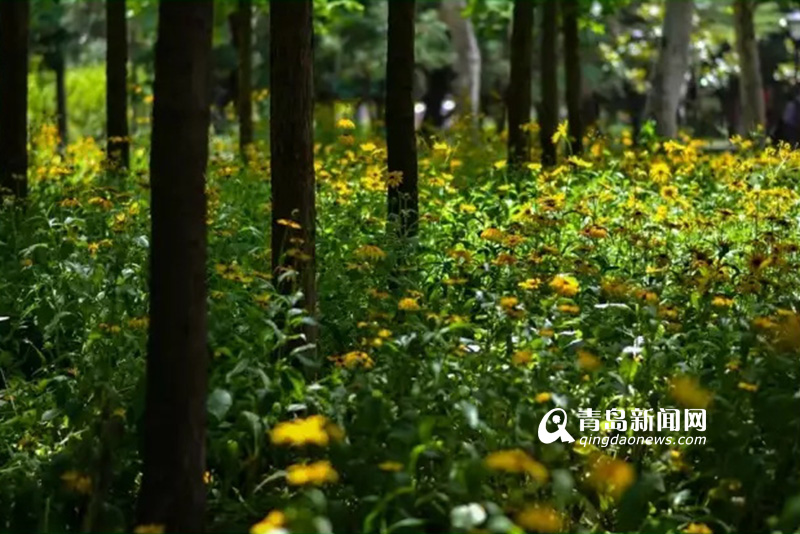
[270,0,317,328]
[562,0,583,153]
[540,0,558,166]
[507,0,534,166]
[439,0,481,124]
[106,0,129,169]
[0,0,30,199]
[645,0,694,138]
[386,0,419,236]
[235,0,253,156]
[733,0,765,135]
[137,1,214,531]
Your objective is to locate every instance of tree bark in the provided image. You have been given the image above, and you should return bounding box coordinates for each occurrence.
[562,0,582,153]
[137,2,213,531]
[55,49,68,149]
[237,0,253,156]
[270,1,317,324]
[507,0,534,166]
[733,0,765,135]
[540,0,558,166]
[386,0,419,236]
[106,0,129,169]
[0,0,29,199]
[645,0,694,138]
[438,0,481,124]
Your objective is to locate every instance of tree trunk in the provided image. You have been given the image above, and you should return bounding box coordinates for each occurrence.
[137,2,213,531]
[237,0,253,156]
[270,1,317,324]
[645,0,694,138]
[438,0,481,124]
[106,0,129,169]
[562,0,582,153]
[733,0,765,135]
[386,0,418,236]
[539,0,558,166]
[0,0,29,199]
[55,49,68,149]
[506,0,534,166]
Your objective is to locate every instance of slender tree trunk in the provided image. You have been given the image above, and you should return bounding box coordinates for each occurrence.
[137,2,213,531]
[507,0,534,166]
[0,0,29,199]
[55,49,68,149]
[270,1,317,326]
[540,0,558,166]
[562,0,582,153]
[645,0,694,138]
[733,0,765,135]
[386,0,418,236]
[106,0,130,169]
[237,0,253,155]
[438,0,481,124]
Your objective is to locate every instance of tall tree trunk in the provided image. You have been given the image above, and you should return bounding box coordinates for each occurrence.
[106,0,130,169]
[137,2,213,531]
[540,0,558,166]
[54,49,68,149]
[386,0,418,236]
[0,0,29,199]
[237,0,253,156]
[645,0,694,138]
[562,0,582,153]
[733,0,765,135]
[506,0,534,166]
[438,0,481,124]
[270,1,317,327]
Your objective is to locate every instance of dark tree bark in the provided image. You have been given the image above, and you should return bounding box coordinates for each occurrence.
[0,0,29,199]
[236,0,253,156]
[733,0,765,135]
[137,2,213,531]
[106,0,130,169]
[270,1,317,324]
[539,0,558,166]
[386,0,418,236]
[54,48,68,149]
[562,0,582,153]
[506,0,533,166]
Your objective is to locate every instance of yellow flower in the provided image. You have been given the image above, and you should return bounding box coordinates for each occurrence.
[711,296,734,308]
[386,170,403,187]
[551,120,568,144]
[286,460,339,486]
[270,415,343,447]
[515,504,564,533]
[660,185,679,201]
[493,159,507,170]
[134,525,165,534]
[250,511,286,534]
[336,117,355,129]
[338,350,374,370]
[512,349,535,366]
[581,225,608,239]
[398,297,420,311]
[518,278,542,290]
[500,296,519,310]
[558,303,580,314]
[586,453,635,499]
[353,244,386,261]
[276,218,302,230]
[649,161,671,183]
[61,470,92,495]
[459,203,477,214]
[480,227,505,242]
[378,461,404,472]
[549,275,580,297]
[577,349,601,372]
[535,392,551,403]
[669,376,712,409]
[738,381,758,392]
[485,449,549,483]
[682,523,713,534]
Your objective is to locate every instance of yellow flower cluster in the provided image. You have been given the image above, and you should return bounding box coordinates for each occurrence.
[270,415,343,447]
[485,449,548,483]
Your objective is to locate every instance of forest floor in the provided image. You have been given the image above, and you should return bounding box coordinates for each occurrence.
[1,123,799,533]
